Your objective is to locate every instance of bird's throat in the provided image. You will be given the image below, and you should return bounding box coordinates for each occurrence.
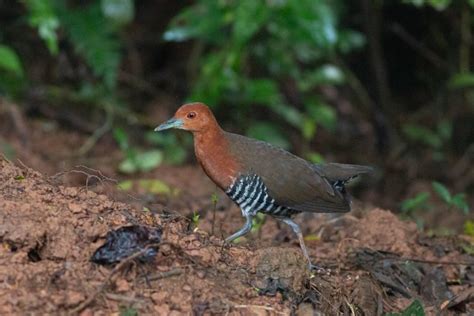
[193,129,240,189]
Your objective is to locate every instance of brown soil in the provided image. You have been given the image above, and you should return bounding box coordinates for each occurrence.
[1,156,473,315]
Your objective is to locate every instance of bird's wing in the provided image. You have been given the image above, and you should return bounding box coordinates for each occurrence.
[225,133,351,213]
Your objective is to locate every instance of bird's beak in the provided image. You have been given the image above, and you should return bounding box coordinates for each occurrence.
[154,118,183,132]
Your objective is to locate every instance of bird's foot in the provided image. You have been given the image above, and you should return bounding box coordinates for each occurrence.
[309,263,330,275]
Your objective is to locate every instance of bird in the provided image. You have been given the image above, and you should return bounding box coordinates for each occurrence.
[155,102,372,270]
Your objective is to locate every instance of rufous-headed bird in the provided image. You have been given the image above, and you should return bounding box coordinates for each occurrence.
[155,102,372,270]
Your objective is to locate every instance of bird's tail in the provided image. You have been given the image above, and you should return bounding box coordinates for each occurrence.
[312,163,374,182]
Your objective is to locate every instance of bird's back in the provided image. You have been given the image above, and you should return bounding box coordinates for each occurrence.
[224,132,355,214]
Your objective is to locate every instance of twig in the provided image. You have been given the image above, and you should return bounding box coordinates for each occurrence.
[104,293,144,304]
[51,165,143,202]
[392,257,474,266]
[231,303,286,315]
[68,244,159,315]
[211,191,218,235]
[142,268,183,282]
[390,22,450,71]
[77,105,113,157]
[344,298,357,316]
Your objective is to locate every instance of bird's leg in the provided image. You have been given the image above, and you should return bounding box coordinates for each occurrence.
[225,214,254,243]
[280,217,324,272]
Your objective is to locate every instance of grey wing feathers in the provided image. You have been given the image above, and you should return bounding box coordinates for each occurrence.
[225,133,352,214]
[313,163,374,182]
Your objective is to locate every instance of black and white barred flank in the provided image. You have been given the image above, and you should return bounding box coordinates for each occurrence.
[226,173,357,217]
[225,174,292,217]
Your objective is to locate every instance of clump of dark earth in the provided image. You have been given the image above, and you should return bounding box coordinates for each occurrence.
[91,225,162,265]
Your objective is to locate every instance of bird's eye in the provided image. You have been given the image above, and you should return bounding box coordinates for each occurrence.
[187,112,197,119]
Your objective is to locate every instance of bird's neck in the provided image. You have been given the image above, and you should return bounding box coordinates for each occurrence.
[193,127,239,189]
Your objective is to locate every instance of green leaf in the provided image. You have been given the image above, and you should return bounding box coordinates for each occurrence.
[299,64,344,90]
[113,127,129,151]
[306,152,325,163]
[211,192,219,204]
[138,179,171,195]
[192,211,200,225]
[386,299,425,316]
[0,45,24,77]
[118,158,137,174]
[269,103,304,128]
[464,220,474,237]
[436,120,452,141]
[101,0,135,25]
[251,212,266,233]
[402,124,443,148]
[461,243,474,255]
[246,79,282,104]
[304,234,320,241]
[432,181,452,203]
[23,0,60,54]
[117,180,133,191]
[233,0,267,44]
[134,150,163,172]
[451,193,469,214]
[59,2,121,90]
[163,26,196,42]
[449,73,474,89]
[302,117,316,140]
[401,192,430,213]
[119,307,138,316]
[403,0,451,10]
[305,101,337,131]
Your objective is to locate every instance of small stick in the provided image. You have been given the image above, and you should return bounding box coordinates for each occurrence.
[142,268,183,282]
[232,304,287,315]
[104,293,144,303]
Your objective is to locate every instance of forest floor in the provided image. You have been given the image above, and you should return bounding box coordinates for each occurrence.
[0,117,473,315]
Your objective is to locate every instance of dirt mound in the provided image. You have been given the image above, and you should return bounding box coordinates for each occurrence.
[0,157,473,315]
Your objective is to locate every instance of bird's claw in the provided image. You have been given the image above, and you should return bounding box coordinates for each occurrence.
[309,264,330,275]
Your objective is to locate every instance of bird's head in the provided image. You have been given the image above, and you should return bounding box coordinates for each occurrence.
[154,102,218,133]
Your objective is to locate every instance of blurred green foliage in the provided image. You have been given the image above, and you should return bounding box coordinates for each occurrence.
[24,0,60,55]
[403,0,452,10]
[113,127,164,173]
[401,182,470,228]
[164,0,364,146]
[465,220,474,236]
[0,45,25,97]
[0,0,131,100]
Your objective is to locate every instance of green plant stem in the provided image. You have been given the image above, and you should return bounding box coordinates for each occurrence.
[211,191,217,235]
[77,106,114,156]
